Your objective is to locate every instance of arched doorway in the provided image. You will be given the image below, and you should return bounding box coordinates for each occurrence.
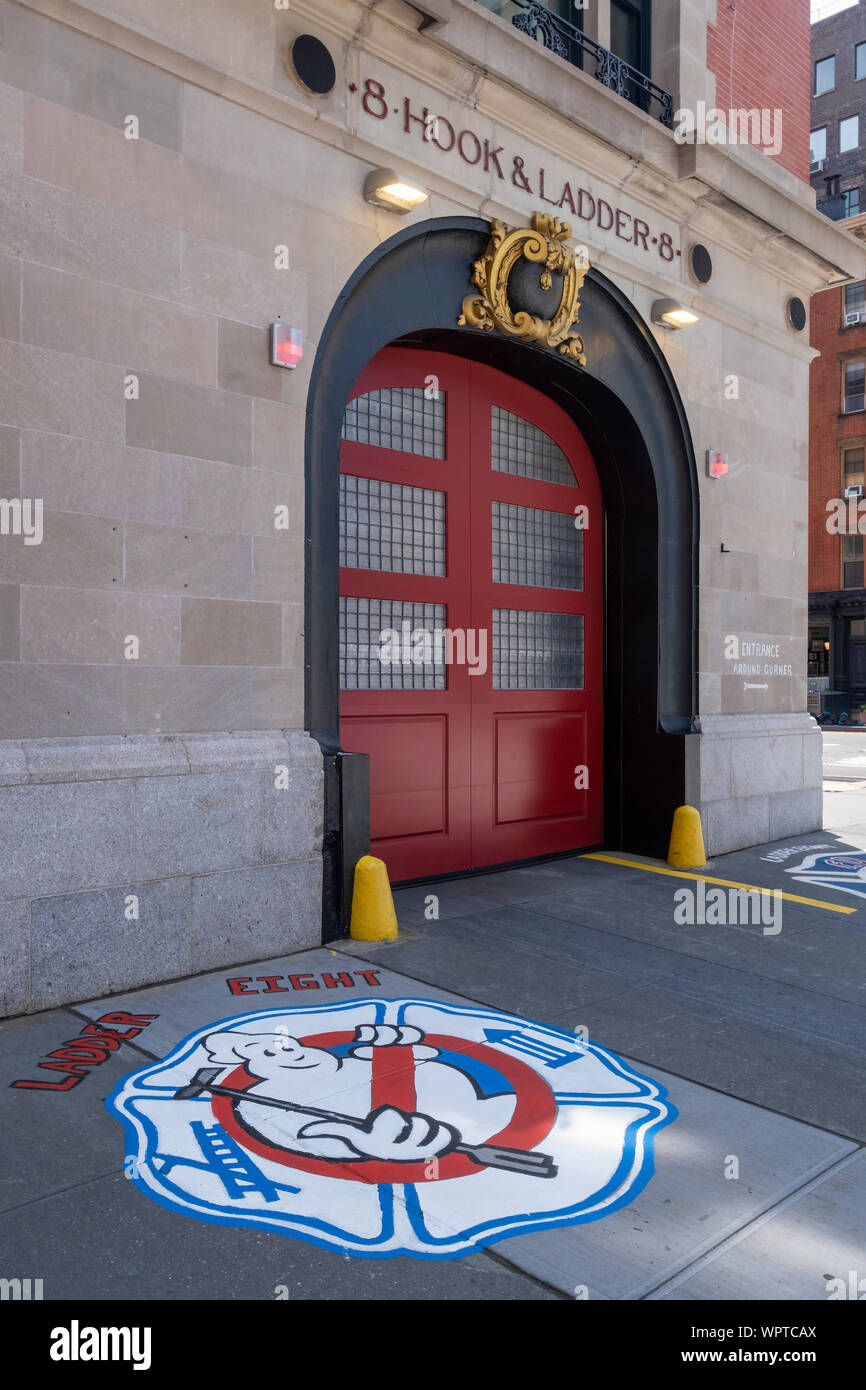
[305,217,698,934]
[338,347,603,881]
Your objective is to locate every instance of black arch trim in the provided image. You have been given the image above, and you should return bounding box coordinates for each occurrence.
[304,217,698,935]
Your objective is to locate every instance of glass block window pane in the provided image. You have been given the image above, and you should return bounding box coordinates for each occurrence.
[490,406,576,487]
[340,475,445,576]
[493,609,584,690]
[342,388,445,459]
[340,597,447,690]
[492,502,583,590]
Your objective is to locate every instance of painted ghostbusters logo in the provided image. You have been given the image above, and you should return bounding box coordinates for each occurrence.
[787,851,866,901]
[107,999,676,1258]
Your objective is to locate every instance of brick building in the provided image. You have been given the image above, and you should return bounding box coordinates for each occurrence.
[808,0,866,712]
[708,0,812,180]
[0,0,862,1017]
[810,0,866,218]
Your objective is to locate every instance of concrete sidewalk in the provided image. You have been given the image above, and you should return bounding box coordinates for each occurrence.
[2,811,864,1301]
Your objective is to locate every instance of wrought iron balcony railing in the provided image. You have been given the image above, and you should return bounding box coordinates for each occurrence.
[476,0,674,128]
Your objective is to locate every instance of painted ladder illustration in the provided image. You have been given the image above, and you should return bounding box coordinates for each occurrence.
[155,1119,301,1202]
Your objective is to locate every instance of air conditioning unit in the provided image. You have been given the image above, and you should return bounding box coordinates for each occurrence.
[845,485,864,498]
[845,310,866,325]
[810,159,825,173]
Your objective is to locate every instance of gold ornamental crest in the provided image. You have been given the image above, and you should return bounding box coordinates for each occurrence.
[458,212,590,364]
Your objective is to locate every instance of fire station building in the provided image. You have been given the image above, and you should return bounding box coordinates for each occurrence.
[0,0,863,1015]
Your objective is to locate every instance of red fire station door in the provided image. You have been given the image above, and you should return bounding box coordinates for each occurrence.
[339,348,603,881]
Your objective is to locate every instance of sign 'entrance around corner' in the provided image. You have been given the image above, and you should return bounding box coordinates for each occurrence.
[107,999,676,1258]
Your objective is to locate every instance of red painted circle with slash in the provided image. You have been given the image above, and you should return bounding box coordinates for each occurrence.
[212,1030,556,1184]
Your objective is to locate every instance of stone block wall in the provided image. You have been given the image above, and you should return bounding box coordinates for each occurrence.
[0,1,332,1013]
[0,732,322,1016]
[0,0,322,740]
[686,714,824,855]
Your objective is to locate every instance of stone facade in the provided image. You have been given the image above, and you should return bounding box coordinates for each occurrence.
[0,731,322,1017]
[0,0,863,1013]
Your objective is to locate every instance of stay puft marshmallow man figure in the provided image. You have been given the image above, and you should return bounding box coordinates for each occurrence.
[203,1023,515,1163]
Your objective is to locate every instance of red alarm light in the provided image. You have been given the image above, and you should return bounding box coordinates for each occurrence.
[706,449,728,479]
[269,324,304,369]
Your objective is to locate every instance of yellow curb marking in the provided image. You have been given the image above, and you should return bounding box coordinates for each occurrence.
[581,853,857,914]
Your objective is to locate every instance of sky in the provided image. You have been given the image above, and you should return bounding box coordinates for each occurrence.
[811,0,859,22]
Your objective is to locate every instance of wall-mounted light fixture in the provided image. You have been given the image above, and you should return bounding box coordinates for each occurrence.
[269,324,304,369]
[651,298,700,329]
[363,167,428,214]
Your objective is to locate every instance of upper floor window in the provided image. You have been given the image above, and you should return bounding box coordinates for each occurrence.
[842,534,864,589]
[840,115,860,153]
[610,0,651,76]
[845,282,866,320]
[843,446,866,484]
[477,0,671,125]
[815,56,836,95]
[856,41,866,80]
[843,187,862,217]
[811,127,828,163]
[541,0,585,68]
[844,360,866,414]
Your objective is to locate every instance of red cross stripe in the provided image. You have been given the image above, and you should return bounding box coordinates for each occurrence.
[370,1036,417,1114]
[214,1031,556,1186]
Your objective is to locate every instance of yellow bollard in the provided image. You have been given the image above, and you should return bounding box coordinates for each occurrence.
[349,855,398,941]
[667,805,707,869]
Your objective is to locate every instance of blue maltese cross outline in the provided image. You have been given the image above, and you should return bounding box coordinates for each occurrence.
[786,850,866,902]
[107,998,677,1259]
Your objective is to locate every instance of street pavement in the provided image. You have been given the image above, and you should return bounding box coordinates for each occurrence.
[820,725,866,786]
[1,736,864,1301]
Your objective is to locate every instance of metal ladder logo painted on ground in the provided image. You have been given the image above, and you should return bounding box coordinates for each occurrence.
[155,1120,301,1203]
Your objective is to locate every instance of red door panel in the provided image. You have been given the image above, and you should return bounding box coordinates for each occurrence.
[494,710,589,824]
[341,714,448,840]
[339,347,603,881]
[467,361,603,869]
[338,350,473,881]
